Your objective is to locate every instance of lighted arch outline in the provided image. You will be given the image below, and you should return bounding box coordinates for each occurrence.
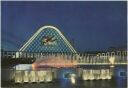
[19,25,77,53]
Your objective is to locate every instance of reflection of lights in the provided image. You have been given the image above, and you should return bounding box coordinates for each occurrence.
[71,77,75,84]
[70,74,76,84]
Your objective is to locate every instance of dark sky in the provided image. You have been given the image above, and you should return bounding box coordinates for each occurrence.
[1,1,127,51]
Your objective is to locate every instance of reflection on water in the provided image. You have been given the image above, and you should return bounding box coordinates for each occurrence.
[6,77,126,88]
[2,66,127,88]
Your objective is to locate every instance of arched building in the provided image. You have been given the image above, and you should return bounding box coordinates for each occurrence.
[19,25,77,53]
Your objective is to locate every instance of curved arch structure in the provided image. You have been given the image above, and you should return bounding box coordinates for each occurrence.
[19,25,77,53]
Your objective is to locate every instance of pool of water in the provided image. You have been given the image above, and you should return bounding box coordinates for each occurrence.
[1,66,127,88]
[2,77,127,88]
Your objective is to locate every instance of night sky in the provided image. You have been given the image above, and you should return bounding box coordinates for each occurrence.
[1,1,127,52]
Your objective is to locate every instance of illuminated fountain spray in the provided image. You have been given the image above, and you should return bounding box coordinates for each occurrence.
[23,71,29,82]
[29,71,36,82]
[109,56,115,67]
[82,69,112,80]
[100,69,106,80]
[15,70,22,83]
[13,54,78,83]
[32,55,78,69]
[45,71,53,82]
[37,71,45,82]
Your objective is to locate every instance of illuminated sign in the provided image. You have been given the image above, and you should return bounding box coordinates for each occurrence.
[42,36,56,45]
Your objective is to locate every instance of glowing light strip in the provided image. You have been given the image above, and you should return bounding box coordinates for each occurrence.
[19,25,77,53]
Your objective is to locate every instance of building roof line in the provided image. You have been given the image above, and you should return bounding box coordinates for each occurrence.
[19,25,77,53]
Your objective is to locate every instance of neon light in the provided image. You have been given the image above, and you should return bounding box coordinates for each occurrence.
[19,25,77,53]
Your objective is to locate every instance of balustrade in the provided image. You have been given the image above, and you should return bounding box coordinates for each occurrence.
[1,51,127,65]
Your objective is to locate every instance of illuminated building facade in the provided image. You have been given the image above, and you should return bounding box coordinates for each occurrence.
[19,25,77,53]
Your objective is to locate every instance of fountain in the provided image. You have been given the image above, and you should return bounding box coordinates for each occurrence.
[23,71,29,82]
[15,70,22,83]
